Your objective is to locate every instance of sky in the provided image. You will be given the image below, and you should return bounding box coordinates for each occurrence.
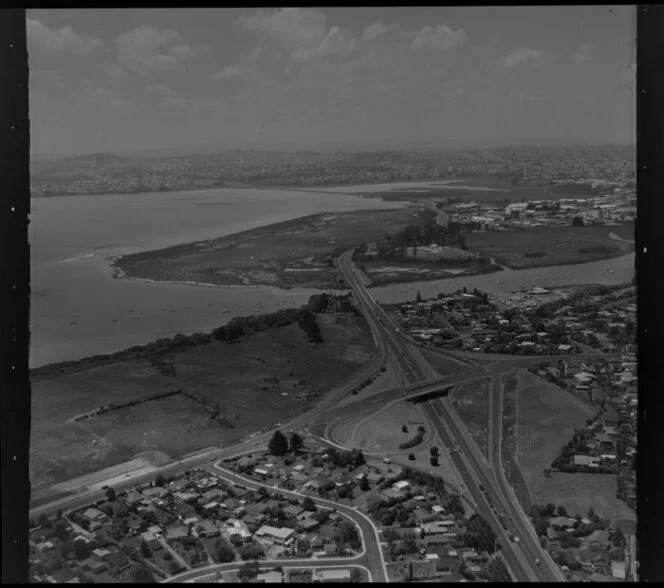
[27,7,636,156]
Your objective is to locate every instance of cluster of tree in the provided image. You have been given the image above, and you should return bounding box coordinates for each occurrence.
[238,541,265,561]
[324,447,366,469]
[268,430,305,456]
[237,560,261,581]
[370,221,468,260]
[398,425,426,450]
[462,513,498,554]
[335,520,362,551]
[297,307,324,343]
[482,557,512,583]
[366,496,410,527]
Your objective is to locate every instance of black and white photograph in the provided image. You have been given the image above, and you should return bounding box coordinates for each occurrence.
[4,5,642,583]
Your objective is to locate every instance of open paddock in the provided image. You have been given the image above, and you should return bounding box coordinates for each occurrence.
[465,223,634,270]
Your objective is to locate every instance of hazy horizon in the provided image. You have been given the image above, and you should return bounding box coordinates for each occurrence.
[28,7,635,157]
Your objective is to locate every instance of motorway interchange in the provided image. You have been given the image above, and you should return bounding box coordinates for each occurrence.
[32,248,566,582]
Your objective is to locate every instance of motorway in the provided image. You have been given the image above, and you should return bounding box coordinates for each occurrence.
[336,249,564,582]
[32,247,568,582]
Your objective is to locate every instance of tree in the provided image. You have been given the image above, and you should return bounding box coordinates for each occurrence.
[216,542,236,563]
[587,506,600,523]
[430,446,440,457]
[430,456,439,467]
[486,557,511,582]
[289,431,304,453]
[131,565,155,583]
[238,561,261,581]
[140,540,152,559]
[53,521,69,541]
[302,496,317,512]
[556,505,568,517]
[402,425,408,433]
[612,527,626,548]
[408,453,416,461]
[350,568,363,583]
[360,477,370,491]
[268,430,289,456]
[415,290,423,303]
[37,513,51,528]
[155,473,165,487]
[105,487,117,502]
[238,542,264,560]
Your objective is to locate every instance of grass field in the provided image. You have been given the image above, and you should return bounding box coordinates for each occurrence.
[514,370,599,510]
[333,401,426,453]
[30,312,375,490]
[450,378,491,461]
[534,472,636,522]
[420,349,475,378]
[465,223,634,270]
[115,207,430,290]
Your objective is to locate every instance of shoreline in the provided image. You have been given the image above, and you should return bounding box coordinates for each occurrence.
[30,177,466,200]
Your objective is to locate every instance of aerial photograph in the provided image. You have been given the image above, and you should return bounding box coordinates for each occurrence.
[25,6,636,584]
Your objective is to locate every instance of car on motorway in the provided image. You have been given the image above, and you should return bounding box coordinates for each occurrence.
[383,458,392,464]
[535,558,540,565]
[253,441,259,446]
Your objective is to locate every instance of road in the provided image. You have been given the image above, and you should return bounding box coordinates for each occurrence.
[336,248,563,582]
[165,562,372,583]
[211,464,389,583]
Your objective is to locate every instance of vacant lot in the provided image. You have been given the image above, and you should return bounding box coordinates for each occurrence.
[534,472,636,522]
[450,378,491,461]
[30,313,374,490]
[514,371,599,509]
[465,223,634,270]
[115,207,429,290]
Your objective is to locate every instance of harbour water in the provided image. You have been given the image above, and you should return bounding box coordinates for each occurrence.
[30,185,634,368]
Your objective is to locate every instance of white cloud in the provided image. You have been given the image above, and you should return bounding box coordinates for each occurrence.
[362,22,399,43]
[500,48,553,68]
[291,26,356,62]
[234,8,327,49]
[411,25,467,51]
[145,84,173,96]
[572,43,596,63]
[212,66,263,81]
[27,19,103,54]
[115,27,193,74]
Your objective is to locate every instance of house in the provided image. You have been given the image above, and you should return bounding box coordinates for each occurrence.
[323,542,339,557]
[297,518,319,532]
[422,521,455,536]
[590,572,619,582]
[550,517,576,530]
[80,558,108,575]
[292,464,305,473]
[82,508,106,523]
[197,520,220,538]
[91,548,112,561]
[165,525,189,540]
[574,454,600,467]
[125,491,144,507]
[410,560,437,579]
[392,480,411,493]
[283,505,304,518]
[334,475,353,488]
[47,568,75,583]
[174,491,198,504]
[245,514,267,527]
[313,568,351,583]
[254,467,270,477]
[103,550,131,570]
[611,561,626,580]
[587,530,611,549]
[141,486,168,500]
[291,472,308,483]
[255,525,295,546]
[431,505,446,516]
[366,472,383,484]
[169,478,190,492]
[413,509,436,524]
[256,570,284,583]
